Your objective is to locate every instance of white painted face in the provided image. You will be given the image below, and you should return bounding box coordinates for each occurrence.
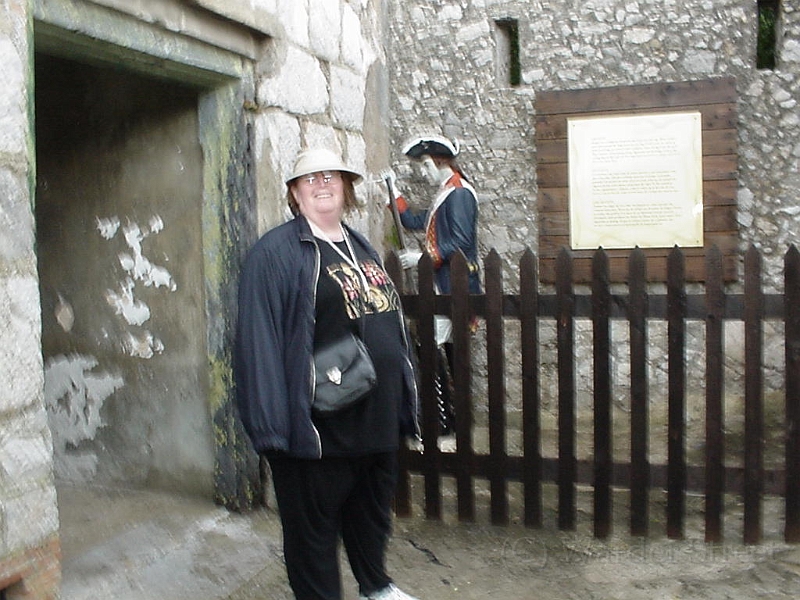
[419,155,449,186]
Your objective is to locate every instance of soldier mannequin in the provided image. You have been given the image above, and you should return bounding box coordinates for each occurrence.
[384,134,482,436]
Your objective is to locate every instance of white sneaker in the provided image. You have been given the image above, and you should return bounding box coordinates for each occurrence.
[360,583,420,600]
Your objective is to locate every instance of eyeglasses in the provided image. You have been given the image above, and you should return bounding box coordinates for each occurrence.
[301,171,342,186]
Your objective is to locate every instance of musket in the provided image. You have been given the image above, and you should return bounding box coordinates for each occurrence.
[384,174,406,251]
[383,174,453,434]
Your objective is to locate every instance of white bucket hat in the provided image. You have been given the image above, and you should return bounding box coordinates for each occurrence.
[286,148,363,185]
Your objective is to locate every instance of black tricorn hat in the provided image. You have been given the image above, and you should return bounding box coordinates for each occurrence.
[402,135,460,159]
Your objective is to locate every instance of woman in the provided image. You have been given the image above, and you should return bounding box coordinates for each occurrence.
[235,147,420,600]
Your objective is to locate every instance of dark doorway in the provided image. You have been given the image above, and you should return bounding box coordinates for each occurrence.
[34,54,215,495]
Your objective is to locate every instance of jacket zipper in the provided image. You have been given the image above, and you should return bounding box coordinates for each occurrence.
[305,233,324,458]
[397,306,422,439]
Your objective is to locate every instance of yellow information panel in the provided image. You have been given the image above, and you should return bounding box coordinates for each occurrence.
[568,111,703,250]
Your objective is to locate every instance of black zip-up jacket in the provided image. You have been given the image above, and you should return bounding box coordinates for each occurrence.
[235,215,420,458]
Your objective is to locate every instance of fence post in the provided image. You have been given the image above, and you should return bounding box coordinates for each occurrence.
[387,250,413,518]
[667,246,687,540]
[592,249,612,539]
[785,246,800,542]
[418,251,442,520]
[705,245,725,542]
[629,247,649,536]
[744,245,764,544]
[520,249,542,528]
[556,247,576,531]
[486,249,508,525]
[451,251,475,522]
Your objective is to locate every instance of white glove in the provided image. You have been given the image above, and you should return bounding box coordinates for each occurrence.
[379,169,402,204]
[379,168,397,188]
[398,249,422,270]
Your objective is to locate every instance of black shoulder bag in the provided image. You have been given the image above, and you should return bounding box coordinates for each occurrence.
[312,332,376,417]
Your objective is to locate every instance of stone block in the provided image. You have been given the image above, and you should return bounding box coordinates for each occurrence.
[0,435,53,490]
[3,485,59,551]
[276,0,309,48]
[0,169,36,264]
[0,38,27,156]
[331,66,365,131]
[255,111,301,182]
[254,112,301,230]
[257,46,328,115]
[341,4,364,71]
[345,133,367,181]
[302,124,339,156]
[784,39,800,65]
[309,0,341,62]
[185,0,279,36]
[0,276,43,413]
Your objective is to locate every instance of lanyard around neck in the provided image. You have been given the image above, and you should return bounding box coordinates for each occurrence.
[310,222,371,295]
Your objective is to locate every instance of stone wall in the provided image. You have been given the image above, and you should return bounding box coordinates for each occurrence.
[385,1,800,432]
[0,0,390,595]
[1,0,798,594]
[0,0,61,597]
[249,0,392,239]
[387,0,799,286]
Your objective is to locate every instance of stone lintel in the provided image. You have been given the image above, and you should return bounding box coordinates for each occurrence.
[33,0,262,87]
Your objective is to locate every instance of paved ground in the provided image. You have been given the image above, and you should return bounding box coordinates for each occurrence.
[58,481,800,600]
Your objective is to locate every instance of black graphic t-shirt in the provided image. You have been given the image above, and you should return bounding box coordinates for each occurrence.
[313,234,405,456]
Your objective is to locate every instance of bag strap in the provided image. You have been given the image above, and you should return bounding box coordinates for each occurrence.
[310,223,370,340]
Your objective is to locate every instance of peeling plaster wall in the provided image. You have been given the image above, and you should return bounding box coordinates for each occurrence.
[0,2,392,586]
[35,55,214,494]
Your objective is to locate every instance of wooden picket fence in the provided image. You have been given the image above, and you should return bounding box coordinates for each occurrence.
[386,245,800,545]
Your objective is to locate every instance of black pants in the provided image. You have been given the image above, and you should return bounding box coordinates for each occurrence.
[268,452,397,600]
